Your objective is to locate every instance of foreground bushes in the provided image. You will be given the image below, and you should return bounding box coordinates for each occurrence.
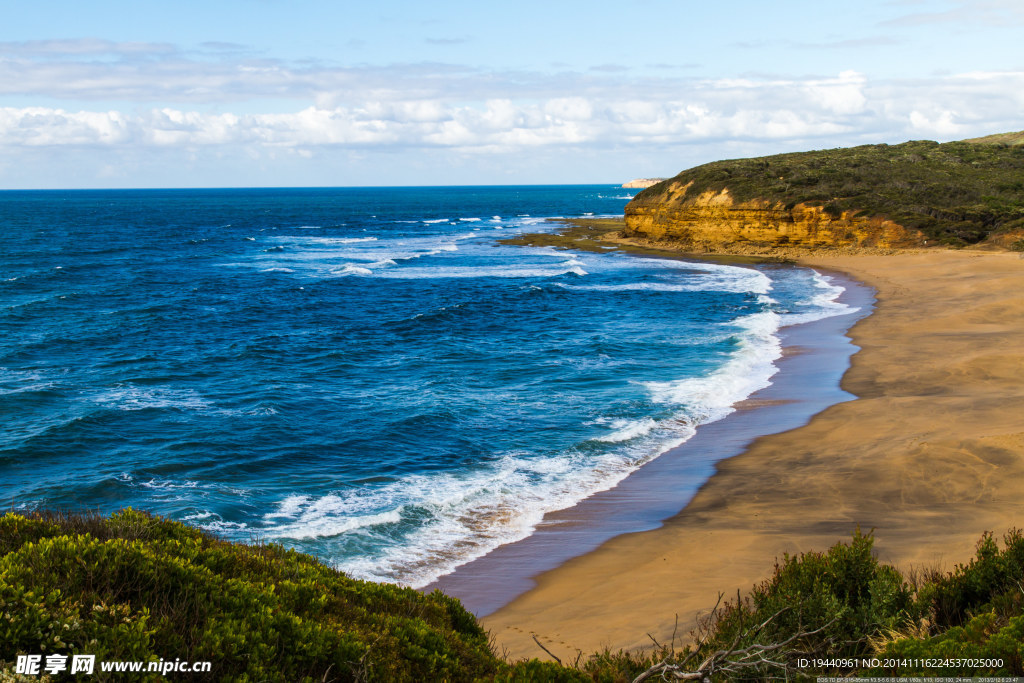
[609,529,1024,681]
[1,511,1022,681]
[0,510,500,682]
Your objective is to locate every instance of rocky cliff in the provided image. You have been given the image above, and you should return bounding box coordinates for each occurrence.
[622,137,1024,251]
[624,182,925,251]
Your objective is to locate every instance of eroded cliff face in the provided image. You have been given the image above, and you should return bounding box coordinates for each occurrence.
[624,182,926,251]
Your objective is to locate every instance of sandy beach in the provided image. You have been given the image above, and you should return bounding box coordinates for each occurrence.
[483,249,1024,661]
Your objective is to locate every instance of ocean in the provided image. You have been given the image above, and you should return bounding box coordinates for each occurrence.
[0,186,856,588]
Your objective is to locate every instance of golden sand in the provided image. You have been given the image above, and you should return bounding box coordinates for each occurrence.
[483,250,1024,661]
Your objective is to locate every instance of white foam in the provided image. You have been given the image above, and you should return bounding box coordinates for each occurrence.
[263,494,310,519]
[459,217,482,222]
[140,479,199,491]
[374,265,587,279]
[183,512,215,521]
[645,311,782,425]
[422,218,450,224]
[778,271,858,326]
[259,437,696,587]
[262,495,403,538]
[199,519,250,534]
[274,236,377,245]
[596,418,658,443]
[92,385,212,412]
[331,264,373,276]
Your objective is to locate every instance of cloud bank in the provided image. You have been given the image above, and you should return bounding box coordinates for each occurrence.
[1,33,1022,186]
[2,69,1021,154]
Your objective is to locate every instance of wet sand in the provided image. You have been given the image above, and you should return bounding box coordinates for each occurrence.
[481,250,1024,661]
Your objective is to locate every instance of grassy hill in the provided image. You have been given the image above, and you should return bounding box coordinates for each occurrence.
[963,130,1024,146]
[630,135,1024,246]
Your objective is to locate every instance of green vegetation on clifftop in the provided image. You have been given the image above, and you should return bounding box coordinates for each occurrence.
[631,137,1024,246]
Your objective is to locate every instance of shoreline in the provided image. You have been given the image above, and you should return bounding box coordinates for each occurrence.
[430,266,873,616]
[477,245,1024,661]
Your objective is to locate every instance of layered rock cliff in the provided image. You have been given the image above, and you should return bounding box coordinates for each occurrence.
[623,137,1024,251]
[625,182,925,251]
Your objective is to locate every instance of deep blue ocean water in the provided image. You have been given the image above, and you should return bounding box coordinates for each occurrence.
[0,186,854,586]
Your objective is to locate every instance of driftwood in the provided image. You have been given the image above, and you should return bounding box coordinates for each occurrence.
[631,600,837,683]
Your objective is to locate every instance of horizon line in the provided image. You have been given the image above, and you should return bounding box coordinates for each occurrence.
[0,182,632,192]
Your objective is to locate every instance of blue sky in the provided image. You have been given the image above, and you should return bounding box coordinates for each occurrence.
[1,0,1022,188]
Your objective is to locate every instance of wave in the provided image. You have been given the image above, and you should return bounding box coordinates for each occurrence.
[91,385,213,412]
[271,236,377,245]
[261,496,404,538]
[256,435,693,587]
[644,310,782,423]
[252,301,792,588]
[594,417,658,443]
[374,265,587,279]
[556,266,771,295]
[778,271,857,325]
[330,264,373,277]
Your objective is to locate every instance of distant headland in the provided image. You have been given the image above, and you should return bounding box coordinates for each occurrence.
[621,178,666,189]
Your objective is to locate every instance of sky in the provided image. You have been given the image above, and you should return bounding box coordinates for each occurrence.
[1,0,1022,188]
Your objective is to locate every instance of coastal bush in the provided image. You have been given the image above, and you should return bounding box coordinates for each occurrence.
[866,530,1024,676]
[919,529,1024,628]
[0,510,501,682]
[4,511,1023,681]
[662,529,916,680]
[627,529,1024,681]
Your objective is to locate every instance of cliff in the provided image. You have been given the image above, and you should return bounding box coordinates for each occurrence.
[625,185,924,251]
[622,177,666,189]
[624,137,1024,251]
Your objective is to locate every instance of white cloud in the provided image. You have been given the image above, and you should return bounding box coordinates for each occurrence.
[804,71,868,115]
[1,69,1021,156]
[909,109,962,135]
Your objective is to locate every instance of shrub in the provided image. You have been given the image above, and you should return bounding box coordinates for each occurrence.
[0,510,499,682]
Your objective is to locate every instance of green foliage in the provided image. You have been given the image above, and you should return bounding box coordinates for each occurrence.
[876,613,1024,676]
[669,529,916,680]
[746,528,913,644]
[920,530,1024,628]
[869,530,1024,676]
[631,138,1024,245]
[4,511,1023,681]
[0,510,502,682]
